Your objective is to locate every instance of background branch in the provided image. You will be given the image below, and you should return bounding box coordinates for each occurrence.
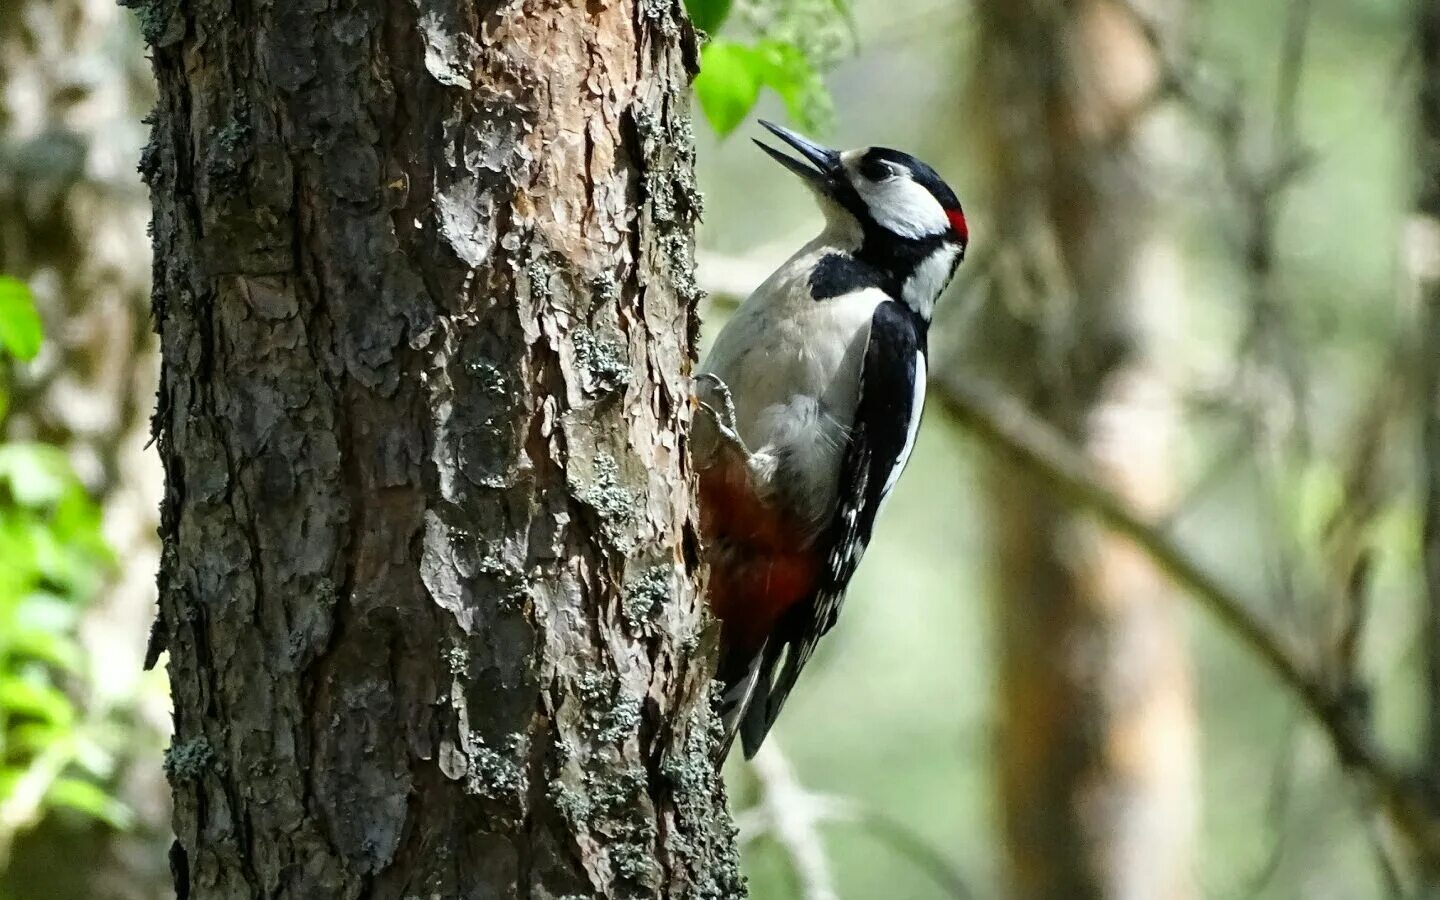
[738,743,841,900]
[736,742,979,900]
[932,370,1440,868]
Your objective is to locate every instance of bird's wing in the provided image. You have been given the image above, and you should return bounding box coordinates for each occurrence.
[739,299,927,758]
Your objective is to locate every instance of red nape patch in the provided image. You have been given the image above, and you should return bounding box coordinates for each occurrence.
[947,208,969,242]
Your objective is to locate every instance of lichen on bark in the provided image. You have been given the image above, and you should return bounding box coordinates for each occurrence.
[139,1,742,897]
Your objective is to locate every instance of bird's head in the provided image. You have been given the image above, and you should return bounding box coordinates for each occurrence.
[755,121,968,248]
[755,120,968,318]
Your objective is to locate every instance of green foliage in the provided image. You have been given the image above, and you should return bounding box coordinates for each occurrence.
[689,0,853,136]
[694,41,763,136]
[695,39,826,136]
[0,278,124,868]
[0,279,42,364]
[685,0,733,35]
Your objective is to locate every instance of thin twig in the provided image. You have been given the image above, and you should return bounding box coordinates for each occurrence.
[741,742,840,900]
[1236,720,1298,900]
[1272,0,1314,157]
[1368,813,1411,899]
[932,371,1440,865]
[1327,372,1407,680]
[824,800,981,900]
[736,741,979,900]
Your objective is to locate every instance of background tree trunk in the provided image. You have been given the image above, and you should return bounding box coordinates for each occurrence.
[962,2,1199,897]
[0,2,170,896]
[1418,1,1440,895]
[142,2,741,897]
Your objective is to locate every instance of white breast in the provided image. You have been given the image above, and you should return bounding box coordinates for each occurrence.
[698,243,885,533]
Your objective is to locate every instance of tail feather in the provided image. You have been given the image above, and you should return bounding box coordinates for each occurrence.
[718,633,809,760]
[739,641,790,759]
[739,683,773,760]
[716,644,765,760]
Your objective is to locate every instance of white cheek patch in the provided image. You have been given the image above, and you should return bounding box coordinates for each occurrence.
[902,245,960,318]
[855,177,950,239]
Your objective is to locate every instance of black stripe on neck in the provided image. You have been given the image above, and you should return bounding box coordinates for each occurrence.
[816,180,951,299]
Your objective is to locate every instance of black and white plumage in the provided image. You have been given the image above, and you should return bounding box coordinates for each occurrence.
[694,121,968,760]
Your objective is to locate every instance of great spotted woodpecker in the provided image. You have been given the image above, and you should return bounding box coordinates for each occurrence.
[695,122,968,759]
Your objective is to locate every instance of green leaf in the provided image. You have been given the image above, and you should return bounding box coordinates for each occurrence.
[70,731,119,778]
[0,277,43,362]
[49,484,112,563]
[685,0,732,34]
[0,443,74,508]
[1290,462,1343,548]
[752,41,823,127]
[8,721,66,756]
[0,677,76,727]
[46,777,133,830]
[694,38,830,137]
[694,40,762,137]
[9,627,83,673]
[15,592,80,635]
[0,766,21,797]
[0,512,40,601]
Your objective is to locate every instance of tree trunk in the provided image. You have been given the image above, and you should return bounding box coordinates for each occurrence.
[140,2,742,897]
[964,2,1198,898]
[1418,0,1440,884]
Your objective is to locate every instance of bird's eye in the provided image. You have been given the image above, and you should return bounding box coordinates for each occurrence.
[859,156,899,183]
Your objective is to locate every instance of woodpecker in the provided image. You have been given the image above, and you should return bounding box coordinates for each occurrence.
[695,121,969,759]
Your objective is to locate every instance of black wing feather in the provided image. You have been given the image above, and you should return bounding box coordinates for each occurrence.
[738,300,927,758]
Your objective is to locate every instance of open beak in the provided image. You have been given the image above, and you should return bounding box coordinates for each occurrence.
[754,120,841,193]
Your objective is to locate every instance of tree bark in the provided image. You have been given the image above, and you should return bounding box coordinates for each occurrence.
[964,2,1198,898]
[140,2,742,897]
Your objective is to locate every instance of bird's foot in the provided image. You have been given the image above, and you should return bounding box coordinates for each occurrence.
[694,373,752,460]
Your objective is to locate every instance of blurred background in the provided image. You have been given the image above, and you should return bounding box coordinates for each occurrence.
[0,0,1429,897]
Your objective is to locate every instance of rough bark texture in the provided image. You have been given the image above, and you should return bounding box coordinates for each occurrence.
[139,2,742,897]
[965,2,1198,898]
